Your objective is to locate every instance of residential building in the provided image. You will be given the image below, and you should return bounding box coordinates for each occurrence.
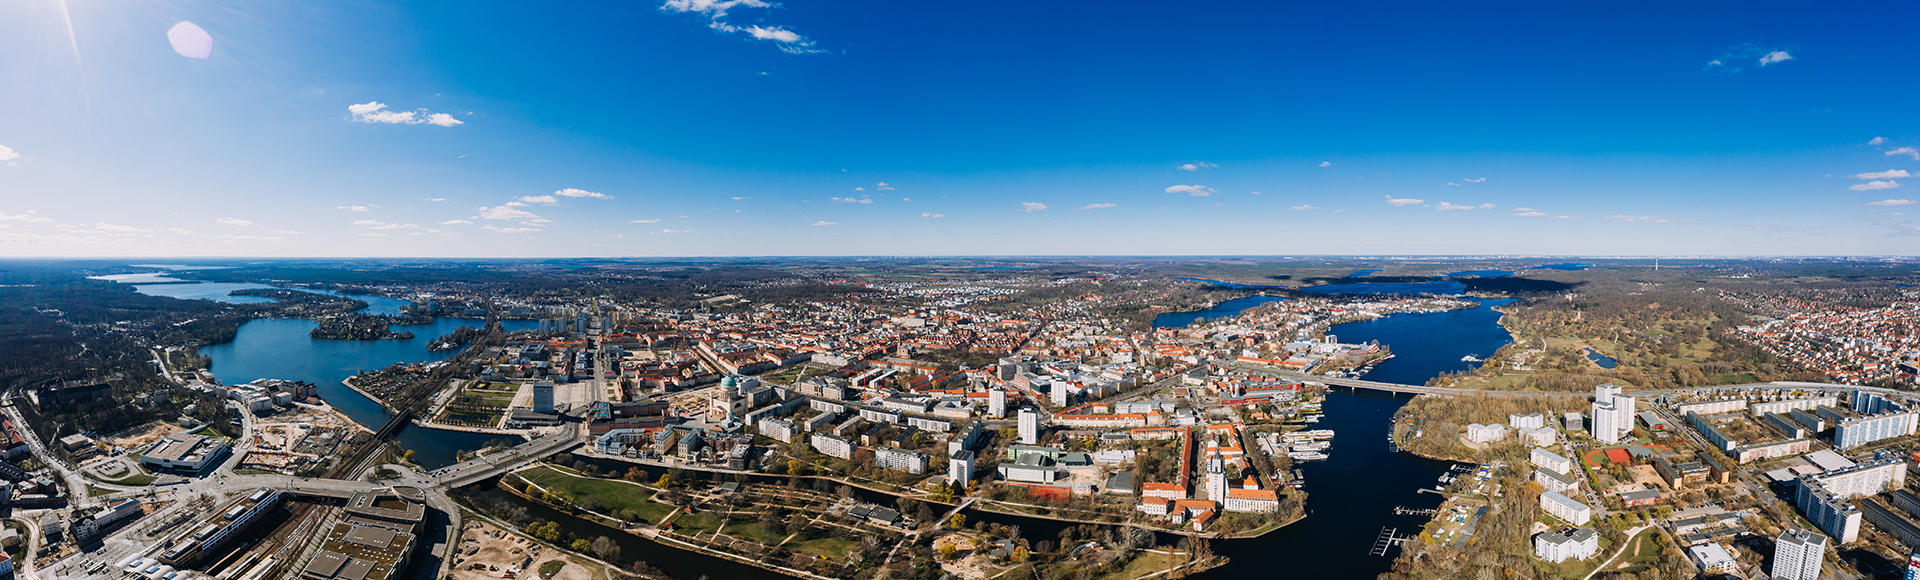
[1509,412,1545,430]
[1531,448,1574,474]
[758,418,795,444]
[988,387,1007,418]
[1465,423,1507,443]
[948,449,975,485]
[1564,412,1583,432]
[1752,396,1839,417]
[1835,410,1919,450]
[1018,406,1040,444]
[1533,528,1599,563]
[1534,468,1578,493]
[876,447,929,474]
[1518,426,1556,447]
[1540,490,1592,525]
[1591,384,1634,444]
[1688,544,1738,575]
[1676,398,1746,416]
[810,433,854,460]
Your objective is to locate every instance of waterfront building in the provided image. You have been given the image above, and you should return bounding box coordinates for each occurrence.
[1530,448,1574,474]
[1533,528,1598,563]
[809,433,855,460]
[876,446,929,474]
[1018,406,1040,444]
[1224,488,1279,513]
[1203,454,1228,502]
[948,449,975,485]
[1540,490,1592,525]
[1518,426,1557,447]
[1509,412,1545,430]
[1464,423,1507,443]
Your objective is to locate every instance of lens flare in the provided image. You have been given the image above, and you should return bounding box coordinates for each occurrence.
[168,21,213,59]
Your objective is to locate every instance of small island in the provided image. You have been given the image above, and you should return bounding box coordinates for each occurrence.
[310,313,419,340]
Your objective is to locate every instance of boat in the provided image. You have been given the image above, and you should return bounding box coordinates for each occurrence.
[1460,354,1482,362]
[1289,451,1329,461]
[1291,442,1330,452]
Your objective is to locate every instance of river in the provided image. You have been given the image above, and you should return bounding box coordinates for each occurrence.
[94,274,543,469]
[159,270,1516,580]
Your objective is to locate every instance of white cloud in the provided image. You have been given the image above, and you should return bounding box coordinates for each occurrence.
[555,188,610,198]
[1435,202,1493,211]
[1850,180,1901,191]
[677,215,690,218]
[1383,196,1424,207]
[475,206,543,221]
[631,219,661,223]
[651,228,691,234]
[1854,170,1913,179]
[352,219,422,230]
[347,102,461,126]
[1248,192,1261,196]
[482,225,542,233]
[517,195,560,205]
[1887,147,1920,160]
[1605,215,1656,222]
[1077,203,1117,210]
[1446,183,1461,187]
[1758,51,1792,65]
[439,220,473,225]
[1016,202,1048,212]
[732,196,749,200]
[0,145,18,162]
[1177,162,1217,171]
[1512,211,1546,217]
[661,0,822,54]
[1165,185,1215,196]
[427,198,446,202]
[337,205,372,212]
[1706,43,1797,73]
[1870,136,1888,145]
[94,222,145,232]
[853,187,864,191]
[830,197,873,204]
[216,218,253,226]
[1318,161,1332,167]
[1290,205,1318,211]
[0,211,52,223]
[876,182,895,190]
[809,221,837,226]
[1864,199,1917,206]
[902,197,911,201]
[746,25,799,42]
[921,213,944,218]
[1463,177,1485,183]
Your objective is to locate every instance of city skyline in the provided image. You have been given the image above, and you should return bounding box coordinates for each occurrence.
[3,0,1917,257]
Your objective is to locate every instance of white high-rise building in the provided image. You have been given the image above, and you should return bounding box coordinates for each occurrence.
[988,387,1007,418]
[1018,406,1040,444]
[1050,381,1070,407]
[1772,529,1826,580]
[1590,384,1634,444]
[1204,454,1228,503]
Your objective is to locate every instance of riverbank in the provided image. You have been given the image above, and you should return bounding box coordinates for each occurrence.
[575,449,1300,541]
[340,376,394,414]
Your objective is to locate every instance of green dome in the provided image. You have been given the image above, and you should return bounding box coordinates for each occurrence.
[721,375,738,388]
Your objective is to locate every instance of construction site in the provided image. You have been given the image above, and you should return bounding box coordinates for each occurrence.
[238,403,372,475]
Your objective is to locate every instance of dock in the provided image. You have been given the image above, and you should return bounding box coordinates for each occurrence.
[1370,527,1412,556]
[1393,506,1437,516]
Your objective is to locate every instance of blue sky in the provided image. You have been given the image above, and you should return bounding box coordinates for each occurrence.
[2,0,1916,257]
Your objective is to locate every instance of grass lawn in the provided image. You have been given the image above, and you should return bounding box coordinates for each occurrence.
[87,484,120,496]
[538,560,566,579]
[789,535,857,560]
[1099,550,1186,580]
[517,466,670,522]
[666,512,723,534]
[723,521,789,545]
